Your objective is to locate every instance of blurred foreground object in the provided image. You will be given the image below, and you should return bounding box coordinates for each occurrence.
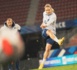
[0,29,24,64]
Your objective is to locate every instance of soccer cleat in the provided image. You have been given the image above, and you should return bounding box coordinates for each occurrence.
[38,63,44,69]
[58,37,65,46]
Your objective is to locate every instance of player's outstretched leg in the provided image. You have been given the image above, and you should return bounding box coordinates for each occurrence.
[46,30,65,46]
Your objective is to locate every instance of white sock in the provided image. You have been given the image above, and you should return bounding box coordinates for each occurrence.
[54,37,59,43]
[42,59,46,64]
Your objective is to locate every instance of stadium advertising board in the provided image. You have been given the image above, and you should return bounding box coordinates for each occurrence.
[44,54,77,67]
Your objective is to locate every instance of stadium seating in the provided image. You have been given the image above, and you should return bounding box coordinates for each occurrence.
[35,0,77,24]
[0,0,77,26]
[0,0,31,26]
[66,34,77,47]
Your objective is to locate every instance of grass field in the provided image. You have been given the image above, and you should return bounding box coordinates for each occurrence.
[33,64,77,70]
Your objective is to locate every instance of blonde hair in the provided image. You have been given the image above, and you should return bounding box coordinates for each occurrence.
[44,4,54,12]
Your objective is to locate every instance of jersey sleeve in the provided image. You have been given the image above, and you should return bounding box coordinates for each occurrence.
[0,26,5,31]
[15,24,21,30]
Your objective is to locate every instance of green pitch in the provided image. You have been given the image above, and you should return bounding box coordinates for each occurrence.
[32,64,77,70]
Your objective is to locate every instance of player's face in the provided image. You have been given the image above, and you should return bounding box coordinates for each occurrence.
[45,7,52,15]
[6,19,13,27]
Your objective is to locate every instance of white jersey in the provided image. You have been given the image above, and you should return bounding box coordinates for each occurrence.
[0,24,21,31]
[43,11,57,34]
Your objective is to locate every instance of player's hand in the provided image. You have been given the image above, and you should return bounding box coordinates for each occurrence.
[40,23,47,29]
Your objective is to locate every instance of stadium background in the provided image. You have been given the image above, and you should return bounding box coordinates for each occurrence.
[0,0,77,70]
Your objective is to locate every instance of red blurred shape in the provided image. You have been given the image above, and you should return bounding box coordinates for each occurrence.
[74,51,77,54]
[2,38,13,56]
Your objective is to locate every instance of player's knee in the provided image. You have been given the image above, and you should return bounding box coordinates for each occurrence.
[46,30,52,36]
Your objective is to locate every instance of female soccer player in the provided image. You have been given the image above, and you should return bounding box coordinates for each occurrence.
[38,4,65,69]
